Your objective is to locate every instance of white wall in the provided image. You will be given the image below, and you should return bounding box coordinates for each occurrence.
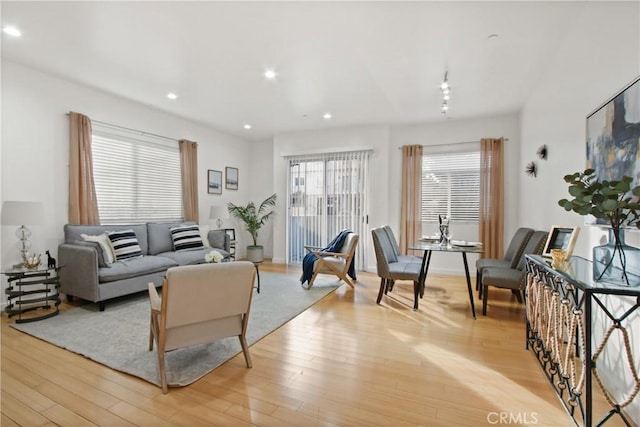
[1,61,252,301]
[520,1,640,421]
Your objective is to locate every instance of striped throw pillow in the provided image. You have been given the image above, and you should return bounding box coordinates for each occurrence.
[107,229,143,261]
[170,224,205,251]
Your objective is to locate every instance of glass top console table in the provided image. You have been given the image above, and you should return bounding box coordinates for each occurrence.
[525,254,640,427]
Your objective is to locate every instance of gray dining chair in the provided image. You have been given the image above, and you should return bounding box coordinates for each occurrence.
[371,226,423,310]
[476,227,534,298]
[480,230,548,315]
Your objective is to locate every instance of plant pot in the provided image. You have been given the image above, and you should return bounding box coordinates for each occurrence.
[593,228,640,286]
[246,246,264,263]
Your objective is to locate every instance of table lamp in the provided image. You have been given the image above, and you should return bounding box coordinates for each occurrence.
[1,201,45,259]
[209,205,228,229]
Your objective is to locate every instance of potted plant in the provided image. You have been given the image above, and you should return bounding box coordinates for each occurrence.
[227,193,277,263]
[558,168,640,286]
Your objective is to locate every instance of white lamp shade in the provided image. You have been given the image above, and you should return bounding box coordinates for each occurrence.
[209,205,228,220]
[1,201,44,226]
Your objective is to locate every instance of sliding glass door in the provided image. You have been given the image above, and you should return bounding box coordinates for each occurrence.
[286,151,369,269]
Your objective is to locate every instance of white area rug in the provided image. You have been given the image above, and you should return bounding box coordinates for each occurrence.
[11,272,339,388]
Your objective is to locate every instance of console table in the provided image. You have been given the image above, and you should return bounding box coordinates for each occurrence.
[3,265,62,323]
[525,254,640,426]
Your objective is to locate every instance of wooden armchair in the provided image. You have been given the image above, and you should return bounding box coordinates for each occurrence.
[302,231,359,289]
[148,261,256,393]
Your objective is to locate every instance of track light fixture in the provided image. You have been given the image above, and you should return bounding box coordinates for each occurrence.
[440,71,451,115]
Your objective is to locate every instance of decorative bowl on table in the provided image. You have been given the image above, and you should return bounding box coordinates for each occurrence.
[22,252,42,269]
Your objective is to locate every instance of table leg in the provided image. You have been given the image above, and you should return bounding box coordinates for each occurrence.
[461,252,477,319]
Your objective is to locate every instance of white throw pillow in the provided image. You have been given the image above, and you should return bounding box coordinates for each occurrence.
[199,225,212,248]
[81,233,116,264]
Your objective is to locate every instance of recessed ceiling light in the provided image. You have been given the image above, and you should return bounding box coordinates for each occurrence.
[167,92,178,100]
[264,69,277,80]
[3,26,21,37]
[243,124,252,130]
[323,113,332,120]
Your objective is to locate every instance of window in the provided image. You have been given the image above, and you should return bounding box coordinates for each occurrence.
[421,149,480,223]
[91,124,183,224]
[286,150,370,267]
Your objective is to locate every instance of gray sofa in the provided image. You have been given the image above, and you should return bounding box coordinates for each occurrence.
[58,222,230,311]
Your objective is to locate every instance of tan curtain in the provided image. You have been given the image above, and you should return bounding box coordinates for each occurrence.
[179,139,199,222]
[68,112,100,225]
[400,145,423,254]
[479,138,505,259]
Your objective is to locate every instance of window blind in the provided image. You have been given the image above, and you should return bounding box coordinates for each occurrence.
[421,150,480,223]
[91,126,183,224]
[285,150,370,268]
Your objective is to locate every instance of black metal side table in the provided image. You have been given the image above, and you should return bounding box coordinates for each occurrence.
[3,265,62,323]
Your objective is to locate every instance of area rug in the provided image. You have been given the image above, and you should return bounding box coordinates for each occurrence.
[11,272,340,387]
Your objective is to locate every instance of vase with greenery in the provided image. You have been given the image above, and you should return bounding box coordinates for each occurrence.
[227,193,277,263]
[558,168,640,286]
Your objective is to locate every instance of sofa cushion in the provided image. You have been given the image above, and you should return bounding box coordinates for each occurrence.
[147,221,196,255]
[108,229,143,260]
[157,248,230,266]
[65,224,149,255]
[170,224,205,251]
[199,225,213,248]
[99,255,178,283]
[73,239,111,268]
[79,233,115,265]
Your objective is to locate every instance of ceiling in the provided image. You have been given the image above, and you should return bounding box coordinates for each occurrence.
[1,1,586,141]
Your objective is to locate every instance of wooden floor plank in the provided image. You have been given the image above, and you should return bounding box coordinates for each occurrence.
[1,262,612,426]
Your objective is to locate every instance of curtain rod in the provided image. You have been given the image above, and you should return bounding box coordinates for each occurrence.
[66,112,179,143]
[397,138,509,149]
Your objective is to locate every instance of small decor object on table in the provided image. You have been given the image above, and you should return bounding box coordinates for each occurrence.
[438,215,451,247]
[204,250,224,264]
[558,168,640,286]
[46,250,57,269]
[21,252,41,269]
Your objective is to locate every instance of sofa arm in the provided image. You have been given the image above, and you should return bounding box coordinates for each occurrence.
[58,243,100,302]
[208,230,230,252]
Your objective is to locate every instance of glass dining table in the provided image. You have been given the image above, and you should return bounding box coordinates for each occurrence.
[409,240,484,319]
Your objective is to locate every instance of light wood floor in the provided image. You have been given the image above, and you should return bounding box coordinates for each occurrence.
[1,262,627,426]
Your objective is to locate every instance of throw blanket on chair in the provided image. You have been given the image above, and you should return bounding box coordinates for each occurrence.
[301,229,357,285]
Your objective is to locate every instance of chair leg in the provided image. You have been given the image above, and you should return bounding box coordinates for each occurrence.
[482,285,489,316]
[388,280,395,292]
[477,270,483,299]
[513,289,523,303]
[307,270,320,289]
[158,349,168,394]
[413,281,420,311]
[377,278,386,304]
[238,335,253,368]
[148,313,155,351]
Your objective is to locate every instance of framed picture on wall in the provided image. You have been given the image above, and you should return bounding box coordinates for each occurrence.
[226,167,238,190]
[542,226,580,258]
[586,76,640,225]
[208,170,222,194]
